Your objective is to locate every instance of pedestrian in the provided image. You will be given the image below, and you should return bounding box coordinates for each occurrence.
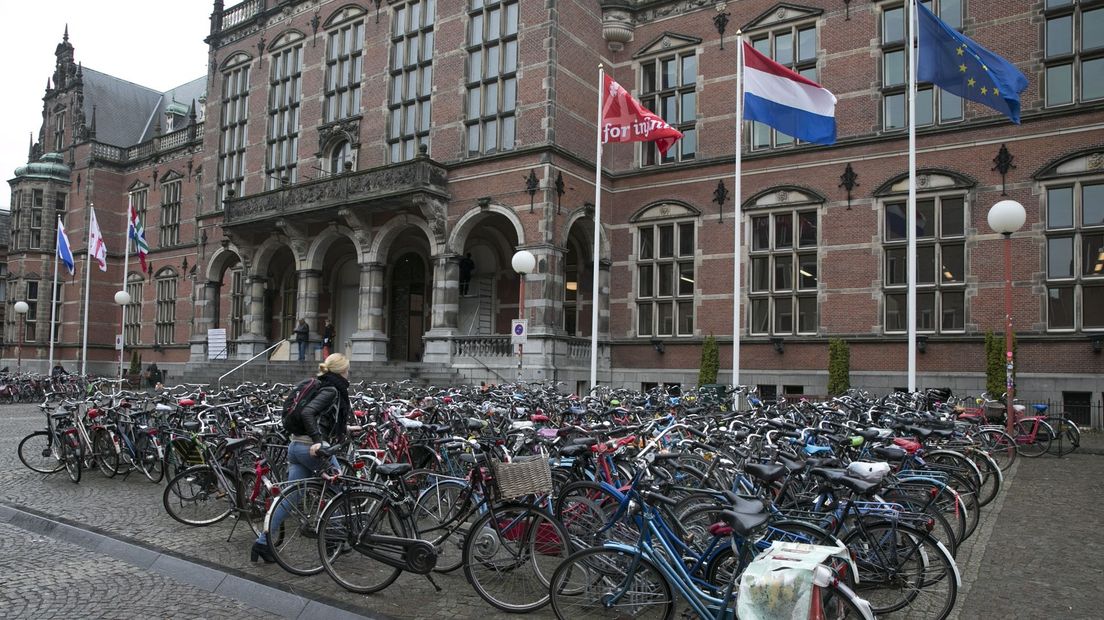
[145,363,162,389]
[459,252,475,296]
[293,318,310,361]
[321,319,335,358]
[252,353,361,564]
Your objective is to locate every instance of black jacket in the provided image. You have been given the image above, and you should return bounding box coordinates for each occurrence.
[296,372,350,444]
[294,322,309,342]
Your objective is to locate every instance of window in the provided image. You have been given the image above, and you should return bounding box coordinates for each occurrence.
[324,20,364,123]
[51,282,62,343]
[160,179,181,247]
[55,192,67,214]
[1044,0,1104,106]
[25,281,38,342]
[124,274,143,345]
[10,190,20,250]
[749,209,819,335]
[636,221,695,337]
[465,0,519,156]
[30,190,43,250]
[880,1,963,130]
[639,51,697,164]
[1045,181,1104,330]
[128,187,148,234]
[218,62,250,208]
[0,264,7,303]
[53,111,65,152]
[230,268,245,348]
[750,23,817,149]
[883,195,967,333]
[328,140,353,175]
[267,45,302,190]
[389,0,435,162]
[156,272,177,345]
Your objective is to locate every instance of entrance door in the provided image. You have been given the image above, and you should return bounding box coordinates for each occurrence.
[388,253,427,361]
[333,260,359,354]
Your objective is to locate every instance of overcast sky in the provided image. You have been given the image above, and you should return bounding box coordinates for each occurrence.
[1,1,211,210]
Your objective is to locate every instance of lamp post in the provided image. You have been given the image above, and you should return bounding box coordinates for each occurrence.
[511,250,536,380]
[13,301,29,373]
[114,290,132,384]
[987,199,1026,437]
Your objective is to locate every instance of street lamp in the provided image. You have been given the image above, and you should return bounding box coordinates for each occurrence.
[987,199,1026,438]
[511,250,536,380]
[13,301,28,372]
[114,290,132,383]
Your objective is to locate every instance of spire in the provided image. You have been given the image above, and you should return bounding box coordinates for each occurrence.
[90,106,97,137]
[63,24,69,43]
[76,62,83,77]
[28,132,34,161]
[188,99,197,125]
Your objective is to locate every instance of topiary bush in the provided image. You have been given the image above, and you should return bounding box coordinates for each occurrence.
[698,334,719,387]
[827,338,850,395]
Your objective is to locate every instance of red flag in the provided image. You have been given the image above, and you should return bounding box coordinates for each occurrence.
[601,74,683,156]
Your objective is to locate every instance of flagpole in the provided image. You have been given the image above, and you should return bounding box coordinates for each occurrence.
[48,218,61,374]
[118,207,131,383]
[81,207,94,376]
[907,0,918,392]
[589,64,605,393]
[732,33,744,396]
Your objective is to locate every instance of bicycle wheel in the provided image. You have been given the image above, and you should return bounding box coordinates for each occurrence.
[135,433,164,483]
[412,478,474,573]
[316,488,404,593]
[554,480,636,549]
[61,430,83,483]
[881,483,962,556]
[162,465,235,527]
[971,428,1017,472]
[817,578,876,619]
[1014,420,1052,458]
[843,521,957,620]
[964,448,1002,508]
[91,429,119,478]
[548,546,674,620]
[265,479,333,576]
[1045,417,1081,456]
[237,469,277,539]
[463,501,571,612]
[17,431,64,474]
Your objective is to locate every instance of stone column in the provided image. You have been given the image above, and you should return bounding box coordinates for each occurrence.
[422,254,458,364]
[295,269,322,338]
[236,275,268,358]
[350,262,387,361]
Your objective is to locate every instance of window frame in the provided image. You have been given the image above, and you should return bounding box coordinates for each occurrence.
[155,272,178,345]
[1043,1,1104,107]
[464,0,520,157]
[879,1,965,131]
[218,61,250,209]
[266,44,303,191]
[638,50,698,165]
[124,274,143,346]
[748,21,819,151]
[748,207,821,336]
[159,179,181,247]
[1044,178,1104,331]
[324,19,365,124]
[389,0,436,163]
[881,193,968,334]
[635,220,697,338]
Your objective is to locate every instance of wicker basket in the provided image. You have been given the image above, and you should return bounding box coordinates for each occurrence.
[491,455,553,499]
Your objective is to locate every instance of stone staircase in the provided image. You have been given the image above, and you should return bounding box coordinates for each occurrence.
[173,359,466,390]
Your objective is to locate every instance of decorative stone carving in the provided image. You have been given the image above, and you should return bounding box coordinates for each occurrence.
[776,190,789,203]
[1088,153,1104,170]
[601,8,633,51]
[318,117,361,153]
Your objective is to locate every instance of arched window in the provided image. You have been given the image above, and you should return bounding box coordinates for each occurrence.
[631,202,699,338]
[124,273,144,345]
[329,140,352,175]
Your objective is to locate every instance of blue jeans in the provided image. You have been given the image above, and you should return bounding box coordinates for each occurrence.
[256,441,339,545]
[297,340,308,361]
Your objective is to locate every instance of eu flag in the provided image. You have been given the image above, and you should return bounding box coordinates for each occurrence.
[917,2,1029,123]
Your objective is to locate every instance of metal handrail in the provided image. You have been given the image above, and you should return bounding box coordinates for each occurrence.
[217,340,286,390]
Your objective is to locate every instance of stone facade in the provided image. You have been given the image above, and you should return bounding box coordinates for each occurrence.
[5,1,1104,405]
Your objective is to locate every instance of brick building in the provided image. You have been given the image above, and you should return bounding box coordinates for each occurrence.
[5,1,1103,409]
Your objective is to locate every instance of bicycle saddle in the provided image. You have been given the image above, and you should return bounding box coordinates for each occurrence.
[720,508,770,537]
[376,463,413,478]
[745,462,786,483]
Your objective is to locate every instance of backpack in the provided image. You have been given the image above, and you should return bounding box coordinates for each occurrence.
[282,378,321,431]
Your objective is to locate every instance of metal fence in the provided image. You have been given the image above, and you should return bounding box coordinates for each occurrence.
[1033,400,1103,431]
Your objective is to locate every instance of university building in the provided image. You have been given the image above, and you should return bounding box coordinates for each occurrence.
[5,0,1103,415]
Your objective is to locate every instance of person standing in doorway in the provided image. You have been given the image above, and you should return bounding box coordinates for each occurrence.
[459,252,475,296]
[293,318,310,361]
[322,319,335,358]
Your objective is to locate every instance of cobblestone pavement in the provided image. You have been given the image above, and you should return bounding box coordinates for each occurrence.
[4,403,1103,619]
[0,520,270,619]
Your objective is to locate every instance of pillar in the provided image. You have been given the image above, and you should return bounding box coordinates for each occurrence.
[189,280,221,361]
[295,269,322,338]
[422,254,459,364]
[236,275,268,358]
[349,262,388,360]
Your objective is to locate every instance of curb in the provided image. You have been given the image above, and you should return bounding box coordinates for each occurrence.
[0,501,389,620]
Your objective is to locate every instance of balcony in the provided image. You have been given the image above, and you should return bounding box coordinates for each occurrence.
[223,157,448,226]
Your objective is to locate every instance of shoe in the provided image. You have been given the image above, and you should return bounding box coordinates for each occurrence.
[250,541,276,564]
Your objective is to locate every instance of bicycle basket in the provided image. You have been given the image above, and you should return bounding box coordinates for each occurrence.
[490,455,553,499]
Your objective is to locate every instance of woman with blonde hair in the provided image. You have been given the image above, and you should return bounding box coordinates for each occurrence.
[252,353,359,563]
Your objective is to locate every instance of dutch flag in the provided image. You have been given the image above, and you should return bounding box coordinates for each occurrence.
[743,42,837,146]
[57,217,75,275]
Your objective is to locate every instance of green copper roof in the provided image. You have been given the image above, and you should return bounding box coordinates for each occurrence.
[13,152,71,182]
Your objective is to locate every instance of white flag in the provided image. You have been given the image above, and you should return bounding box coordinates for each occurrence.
[88,207,107,272]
